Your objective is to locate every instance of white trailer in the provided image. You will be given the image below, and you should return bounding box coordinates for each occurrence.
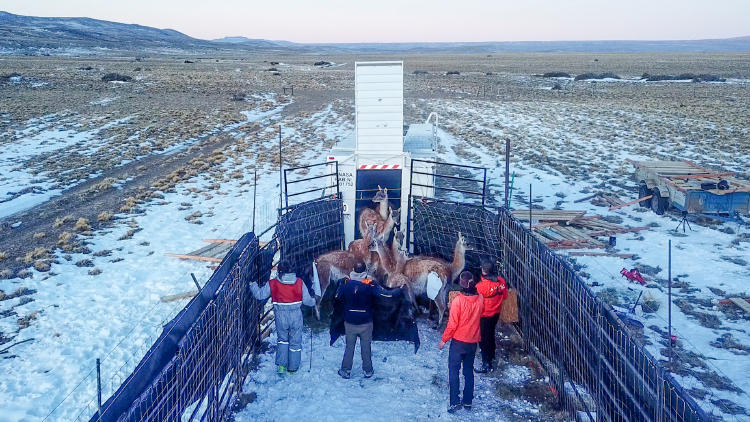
[327,61,438,247]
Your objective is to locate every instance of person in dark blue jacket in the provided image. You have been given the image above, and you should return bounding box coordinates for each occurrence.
[335,259,376,379]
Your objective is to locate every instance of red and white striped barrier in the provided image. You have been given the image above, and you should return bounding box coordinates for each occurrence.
[358,164,401,170]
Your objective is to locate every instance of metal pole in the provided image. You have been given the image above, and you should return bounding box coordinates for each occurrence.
[278,125,283,216]
[668,239,672,366]
[504,138,510,209]
[252,164,258,233]
[96,358,102,413]
[529,184,532,230]
[191,273,201,290]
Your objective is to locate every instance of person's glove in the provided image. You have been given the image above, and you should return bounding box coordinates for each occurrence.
[438,340,446,350]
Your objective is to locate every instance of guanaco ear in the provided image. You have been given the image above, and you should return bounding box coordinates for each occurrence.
[378,185,382,190]
[384,187,388,194]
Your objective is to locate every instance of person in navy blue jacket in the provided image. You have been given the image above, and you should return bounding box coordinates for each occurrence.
[335,259,376,379]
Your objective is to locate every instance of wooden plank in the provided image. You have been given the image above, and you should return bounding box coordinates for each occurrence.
[568,252,635,259]
[720,298,750,306]
[165,253,223,263]
[609,195,652,211]
[160,291,198,303]
[668,172,735,180]
[729,297,750,314]
[203,238,237,244]
[588,227,650,237]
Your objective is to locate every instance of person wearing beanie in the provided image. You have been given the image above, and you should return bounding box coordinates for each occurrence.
[335,259,376,379]
[474,260,508,374]
[250,259,315,374]
[439,270,484,413]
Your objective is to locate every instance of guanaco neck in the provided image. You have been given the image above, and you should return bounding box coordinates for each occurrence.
[450,239,466,282]
[376,197,389,220]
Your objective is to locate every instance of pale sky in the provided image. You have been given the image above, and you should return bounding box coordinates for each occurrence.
[2,0,749,43]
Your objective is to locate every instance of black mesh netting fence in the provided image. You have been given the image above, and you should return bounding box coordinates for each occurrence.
[91,197,343,422]
[410,198,707,422]
[277,197,344,277]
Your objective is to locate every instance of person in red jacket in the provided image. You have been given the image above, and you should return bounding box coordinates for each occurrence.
[474,260,508,374]
[439,271,484,413]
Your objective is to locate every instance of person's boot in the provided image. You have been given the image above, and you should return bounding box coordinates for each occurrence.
[474,363,490,374]
[463,403,472,411]
[364,369,374,379]
[277,365,286,375]
[447,404,462,413]
[338,368,351,379]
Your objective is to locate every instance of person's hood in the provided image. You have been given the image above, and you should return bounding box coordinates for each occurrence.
[461,286,478,296]
[280,273,298,284]
[349,270,367,281]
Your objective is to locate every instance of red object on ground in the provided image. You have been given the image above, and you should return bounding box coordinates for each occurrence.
[620,268,646,285]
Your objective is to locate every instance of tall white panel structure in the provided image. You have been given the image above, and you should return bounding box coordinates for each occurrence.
[355,61,404,154]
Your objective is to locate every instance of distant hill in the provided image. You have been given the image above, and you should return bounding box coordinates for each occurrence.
[0,11,213,53]
[1,11,748,55]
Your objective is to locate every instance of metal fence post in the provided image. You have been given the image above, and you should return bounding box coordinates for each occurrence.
[96,358,102,414]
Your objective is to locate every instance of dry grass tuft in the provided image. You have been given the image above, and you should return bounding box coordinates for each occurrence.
[34,260,51,272]
[33,232,46,239]
[0,252,7,260]
[98,211,114,222]
[89,177,118,192]
[74,218,91,232]
[58,231,73,245]
[53,215,74,228]
[120,197,138,212]
[88,268,102,276]
[24,247,50,264]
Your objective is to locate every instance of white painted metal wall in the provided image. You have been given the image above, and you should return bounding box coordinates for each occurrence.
[355,61,404,154]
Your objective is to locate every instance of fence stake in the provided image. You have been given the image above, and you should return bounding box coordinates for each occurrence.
[96,358,102,414]
[278,125,283,216]
[528,184,532,230]
[668,239,672,366]
[191,273,201,291]
[252,164,258,233]
[504,138,510,209]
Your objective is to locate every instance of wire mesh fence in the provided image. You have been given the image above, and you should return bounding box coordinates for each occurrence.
[409,197,708,422]
[82,196,342,422]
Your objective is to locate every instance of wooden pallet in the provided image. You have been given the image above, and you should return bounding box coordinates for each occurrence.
[513,209,587,223]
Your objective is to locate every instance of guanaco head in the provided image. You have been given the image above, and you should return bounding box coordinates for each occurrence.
[390,207,400,221]
[369,235,384,253]
[372,185,388,203]
[394,228,405,247]
[457,231,474,251]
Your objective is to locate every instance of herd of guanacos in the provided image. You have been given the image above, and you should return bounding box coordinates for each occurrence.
[312,186,471,326]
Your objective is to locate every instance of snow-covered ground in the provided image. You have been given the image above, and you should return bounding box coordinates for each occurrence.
[236,320,540,422]
[0,97,352,421]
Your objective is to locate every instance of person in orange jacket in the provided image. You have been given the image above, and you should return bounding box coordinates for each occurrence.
[474,260,508,373]
[439,271,484,413]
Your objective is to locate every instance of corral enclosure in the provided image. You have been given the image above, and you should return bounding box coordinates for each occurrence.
[2,52,750,421]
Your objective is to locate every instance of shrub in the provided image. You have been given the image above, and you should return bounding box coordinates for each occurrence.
[34,260,51,272]
[0,252,7,260]
[542,72,571,78]
[58,232,73,246]
[413,70,428,75]
[102,73,132,82]
[446,71,460,75]
[98,211,113,222]
[33,232,45,239]
[74,218,90,232]
[574,72,621,81]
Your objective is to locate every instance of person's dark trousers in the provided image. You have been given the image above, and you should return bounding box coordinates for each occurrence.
[448,339,477,407]
[479,314,500,366]
[341,322,374,373]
